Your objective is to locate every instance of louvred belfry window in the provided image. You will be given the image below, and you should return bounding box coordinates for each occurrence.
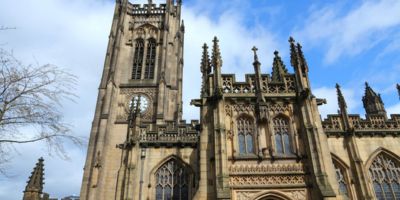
[144,38,156,79]
[369,153,400,200]
[132,39,144,79]
[237,117,254,155]
[155,159,189,200]
[273,116,293,155]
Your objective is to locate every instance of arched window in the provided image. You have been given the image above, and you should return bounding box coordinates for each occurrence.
[132,39,144,79]
[237,117,254,155]
[273,116,293,155]
[332,160,350,199]
[144,38,156,79]
[155,159,189,200]
[369,153,400,200]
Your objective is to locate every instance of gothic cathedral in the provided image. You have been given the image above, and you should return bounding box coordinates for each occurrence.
[79,1,400,200]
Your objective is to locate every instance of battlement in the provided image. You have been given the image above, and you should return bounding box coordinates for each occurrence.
[128,3,167,15]
[218,73,296,95]
[322,114,400,137]
[138,121,199,147]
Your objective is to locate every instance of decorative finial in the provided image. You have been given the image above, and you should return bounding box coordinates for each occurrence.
[180,20,185,33]
[362,82,386,116]
[289,36,295,44]
[252,46,259,63]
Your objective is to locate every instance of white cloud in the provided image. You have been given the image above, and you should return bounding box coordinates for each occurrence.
[313,86,359,119]
[294,0,400,63]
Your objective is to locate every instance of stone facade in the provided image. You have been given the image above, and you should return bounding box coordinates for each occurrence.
[79,1,400,200]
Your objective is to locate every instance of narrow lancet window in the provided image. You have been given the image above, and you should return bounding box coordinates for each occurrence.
[369,153,400,200]
[273,116,293,155]
[155,159,189,200]
[132,39,144,79]
[237,117,254,155]
[144,38,156,79]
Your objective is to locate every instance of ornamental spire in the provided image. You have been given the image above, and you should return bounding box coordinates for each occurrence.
[336,83,347,112]
[289,37,298,67]
[297,43,309,73]
[201,43,211,74]
[200,43,211,97]
[23,157,45,200]
[211,36,222,69]
[271,51,288,82]
[252,46,265,103]
[362,82,386,116]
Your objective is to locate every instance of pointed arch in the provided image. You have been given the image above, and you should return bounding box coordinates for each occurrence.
[252,190,292,200]
[132,38,145,79]
[331,153,352,199]
[366,147,400,200]
[272,114,293,155]
[144,38,157,79]
[149,155,194,200]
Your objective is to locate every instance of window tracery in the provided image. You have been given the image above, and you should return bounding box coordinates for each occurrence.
[273,116,293,155]
[369,153,400,200]
[145,38,156,79]
[237,117,255,155]
[332,161,350,199]
[155,159,190,200]
[132,39,144,79]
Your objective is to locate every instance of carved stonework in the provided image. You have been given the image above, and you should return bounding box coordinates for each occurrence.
[287,190,307,200]
[230,175,306,186]
[232,104,255,114]
[236,191,258,200]
[118,88,156,121]
[229,163,305,175]
[267,103,291,114]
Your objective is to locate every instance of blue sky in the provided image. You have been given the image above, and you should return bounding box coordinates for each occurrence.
[0,0,399,199]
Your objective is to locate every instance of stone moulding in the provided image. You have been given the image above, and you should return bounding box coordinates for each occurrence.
[229,163,305,175]
[229,175,306,188]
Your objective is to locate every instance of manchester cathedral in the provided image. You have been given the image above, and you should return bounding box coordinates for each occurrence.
[22,0,400,200]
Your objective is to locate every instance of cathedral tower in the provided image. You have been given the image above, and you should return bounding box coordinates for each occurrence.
[80,1,198,200]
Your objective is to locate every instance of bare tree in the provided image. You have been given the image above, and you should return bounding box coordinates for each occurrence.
[0,48,83,172]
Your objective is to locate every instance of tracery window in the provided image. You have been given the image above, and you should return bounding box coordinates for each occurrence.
[369,153,400,200]
[273,116,293,155]
[144,38,156,79]
[155,159,189,200]
[237,117,255,155]
[132,39,145,79]
[333,161,350,199]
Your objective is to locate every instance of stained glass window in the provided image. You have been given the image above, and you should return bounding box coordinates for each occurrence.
[237,117,254,154]
[369,153,400,200]
[144,38,156,79]
[155,159,190,200]
[333,161,350,199]
[273,117,293,155]
[132,39,144,79]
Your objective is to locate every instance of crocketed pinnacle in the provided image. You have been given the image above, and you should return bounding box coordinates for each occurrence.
[397,84,400,100]
[201,43,211,74]
[251,46,260,65]
[289,37,298,67]
[180,20,185,33]
[296,43,308,73]
[211,36,222,69]
[271,51,288,82]
[24,157,45,193]
[362,82,386,115]
[336,83,347,111]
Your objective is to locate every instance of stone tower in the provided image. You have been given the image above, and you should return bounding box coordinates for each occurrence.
[80,0,198,200]
[23,157,49,200]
